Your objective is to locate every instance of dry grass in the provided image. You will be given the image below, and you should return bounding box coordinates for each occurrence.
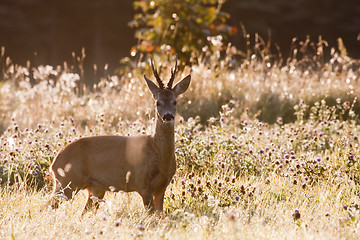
[0,37,360,239]
[0,175,359,239]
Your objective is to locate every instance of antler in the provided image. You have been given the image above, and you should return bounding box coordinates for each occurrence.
[150,58,164,89]
[167,55,178,89]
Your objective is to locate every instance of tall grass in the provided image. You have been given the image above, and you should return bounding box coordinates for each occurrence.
[0,35,360,239]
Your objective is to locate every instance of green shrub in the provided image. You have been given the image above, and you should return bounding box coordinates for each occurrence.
[129,0,235,63]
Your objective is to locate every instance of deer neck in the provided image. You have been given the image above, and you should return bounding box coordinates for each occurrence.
[152,114,175,167]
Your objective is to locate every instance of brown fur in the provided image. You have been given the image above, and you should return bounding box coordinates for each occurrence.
[49,59,190,213]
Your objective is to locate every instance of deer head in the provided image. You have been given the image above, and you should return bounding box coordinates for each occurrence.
[144,56,191,123]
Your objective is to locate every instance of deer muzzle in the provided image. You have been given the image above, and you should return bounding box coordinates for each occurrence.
[162,113,175,122]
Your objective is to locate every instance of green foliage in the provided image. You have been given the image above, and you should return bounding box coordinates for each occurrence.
[129,0,235,63]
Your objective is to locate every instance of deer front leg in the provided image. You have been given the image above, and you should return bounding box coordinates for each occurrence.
[153,188,166,212]
[151,173,169,212]
[140,190,155,212]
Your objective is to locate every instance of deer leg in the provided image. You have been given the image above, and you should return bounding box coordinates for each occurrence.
[150,174,168,212]
[49,180,62,209]
[140,190,155,212]
[49,180,76,209]
[153,188,166,212]
[84,186,105,212]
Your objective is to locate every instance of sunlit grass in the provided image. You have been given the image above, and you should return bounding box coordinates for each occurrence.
[0,36,360,239]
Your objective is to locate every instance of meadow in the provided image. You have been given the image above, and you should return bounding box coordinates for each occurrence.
[0,37,360,239]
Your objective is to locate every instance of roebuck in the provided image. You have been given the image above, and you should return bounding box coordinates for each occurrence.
[50,57,191,213]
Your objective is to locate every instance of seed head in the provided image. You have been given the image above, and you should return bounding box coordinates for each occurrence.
[293,209,301,220]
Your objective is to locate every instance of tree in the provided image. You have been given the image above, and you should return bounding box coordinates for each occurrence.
[129,0,236,64]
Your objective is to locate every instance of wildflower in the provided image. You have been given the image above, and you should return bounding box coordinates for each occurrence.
[227,211,236,221]
[136,224,145,231]
[293,209,301,220]
[240,185,245,194]
[232,177,236,183]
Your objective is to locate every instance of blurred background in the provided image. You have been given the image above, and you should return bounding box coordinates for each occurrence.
[0,0,359,76]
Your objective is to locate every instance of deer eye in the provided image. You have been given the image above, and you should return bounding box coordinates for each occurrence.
[173,100,177,105]
[156,101,161,107]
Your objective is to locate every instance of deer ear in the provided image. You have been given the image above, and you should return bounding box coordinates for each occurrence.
[144,75,159,97]
[173,75,191,96]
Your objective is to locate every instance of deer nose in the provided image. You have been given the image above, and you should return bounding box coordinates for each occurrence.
[163,113,174,121]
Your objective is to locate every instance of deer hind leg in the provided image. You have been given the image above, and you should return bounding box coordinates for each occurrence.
[49,179,61,209]
[84,186,105,213]
[49,178,76,208]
